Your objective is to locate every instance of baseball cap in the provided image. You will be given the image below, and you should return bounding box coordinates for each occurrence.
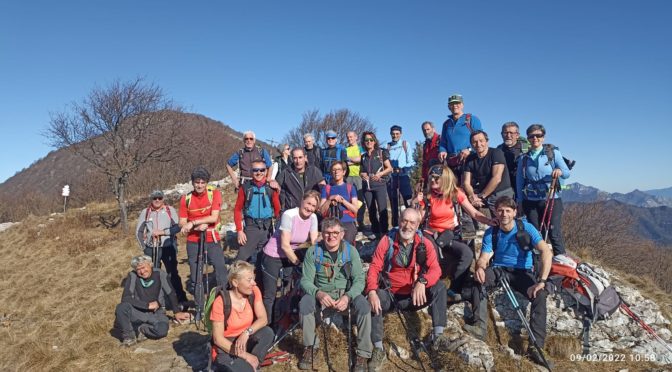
[150,190,165,199]
[448,94,464,104]
[390,125,402,132]
[325,130,337,138]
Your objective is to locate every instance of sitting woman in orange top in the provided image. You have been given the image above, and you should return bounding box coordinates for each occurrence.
[210,261,274,371]
[415,165,496,302]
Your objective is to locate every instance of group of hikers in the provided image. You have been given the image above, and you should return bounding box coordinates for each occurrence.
[115,94,573,371]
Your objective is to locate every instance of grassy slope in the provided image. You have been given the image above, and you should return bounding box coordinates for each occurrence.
[0,199,668,371]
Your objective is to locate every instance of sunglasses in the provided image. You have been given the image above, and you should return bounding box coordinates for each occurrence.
[152,197,163,200]
[527,133,544,139]
[323,231,342,237]
[364,138,375,142]
[327,137,337,140]
[252,168,266,173]
[244,137,254,141]
[429,167,443,177]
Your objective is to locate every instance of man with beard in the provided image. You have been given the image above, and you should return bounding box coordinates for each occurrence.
[496,122,528,198]
[365,208,447,371]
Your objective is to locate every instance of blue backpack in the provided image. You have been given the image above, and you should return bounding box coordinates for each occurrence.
[313,242,353,282]
[242,182,275,219]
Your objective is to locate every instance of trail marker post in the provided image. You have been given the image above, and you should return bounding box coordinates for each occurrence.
[62,185,70,213]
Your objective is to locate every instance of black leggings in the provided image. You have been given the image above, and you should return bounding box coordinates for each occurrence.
[523,198,565,255]
[259,251,305,324]
[363,185,389,236]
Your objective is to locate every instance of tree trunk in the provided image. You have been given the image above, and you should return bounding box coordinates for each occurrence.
[113,176,129,234]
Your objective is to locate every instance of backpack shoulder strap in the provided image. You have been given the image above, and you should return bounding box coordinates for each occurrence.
[144,207,152,221]
[325,184,331,197]
[465,114,473,134]
[384,229,398,272]
[491,226,500,253]
[402,140,408,153]
[222,288,232,329]
[128,272,137,298]
[515,218,532,251]
[314,243,324,274]
[346,183,352,200]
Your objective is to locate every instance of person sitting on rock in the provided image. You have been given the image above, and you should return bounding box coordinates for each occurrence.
[210,260,274,372]
[464,195,553,368]
[298,217,372,372]
[114,255,191,347]
[365,208,447,371]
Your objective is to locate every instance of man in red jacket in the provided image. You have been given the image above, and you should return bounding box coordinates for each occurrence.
[421,121,441,182]
[365,208,447,371]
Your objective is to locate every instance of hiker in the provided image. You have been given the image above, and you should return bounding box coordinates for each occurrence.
[346,131,366,229]
[421,121,441,182]
[463,130,515,218]
[234,160,281,263]
[135,190,187,306]
[320,130,348,184]
[114,255,191,347]
[303,133,322,168]
[275,143,291,174]
[387,125,415,227]
[438,94,482,181]
[272,147,325,211]
[320,161,360,245]
[360,131,393,239]
[260,190,320,322]
[516,124,571,256]
[365,208,448,371]
[179,167,228,292]
[298,217,372,371]
[497,121,529,197]
[226,131,273,188]
[210,260,274,372]
[464,196,553,368]
[414,165,496,301]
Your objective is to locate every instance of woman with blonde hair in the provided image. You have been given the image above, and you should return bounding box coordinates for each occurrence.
[260,190,320,322]
[210,260,273,371]
[415,165,496,302]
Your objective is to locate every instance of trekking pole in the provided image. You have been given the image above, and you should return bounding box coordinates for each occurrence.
[194,231,206,327]
[347,303,353,372]
[620,302,672,356]
[382,277,429,372]
[498,271,552,371]
[152,237,160,269]
[318,307,337,372]
[539,176,558,240]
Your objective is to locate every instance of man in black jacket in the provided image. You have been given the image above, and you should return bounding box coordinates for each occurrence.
[271,148,325,211]
[114,255,191,347]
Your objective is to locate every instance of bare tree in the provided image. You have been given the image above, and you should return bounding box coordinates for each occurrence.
[283,108,375,148]
[44,77,183,233]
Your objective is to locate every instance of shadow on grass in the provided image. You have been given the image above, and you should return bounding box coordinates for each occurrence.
[173,331,211,371]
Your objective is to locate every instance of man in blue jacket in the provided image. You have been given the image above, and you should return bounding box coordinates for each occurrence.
[387,125,415,227]
[438,94,483,182]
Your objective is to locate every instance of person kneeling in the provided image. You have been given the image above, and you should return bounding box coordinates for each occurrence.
[365,208,447,371]
[298,217,372,372]
[210,261,274,372]
[464,196,553,368]
[114,255,190,347]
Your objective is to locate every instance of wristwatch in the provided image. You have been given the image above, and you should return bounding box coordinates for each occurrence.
[417,277,428,286]
[245,327,254,336]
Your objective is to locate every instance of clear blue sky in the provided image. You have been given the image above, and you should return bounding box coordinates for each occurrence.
[1,0,670,193]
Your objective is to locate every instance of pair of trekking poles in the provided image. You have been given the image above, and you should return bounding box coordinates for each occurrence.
[487,267,552,371]
[539,175,559,243]
[194,231,209,327]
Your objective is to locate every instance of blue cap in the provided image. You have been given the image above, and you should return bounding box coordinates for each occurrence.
[325,130,337,138]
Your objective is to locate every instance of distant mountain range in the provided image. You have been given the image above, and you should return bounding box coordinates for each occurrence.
[563,183,672,208]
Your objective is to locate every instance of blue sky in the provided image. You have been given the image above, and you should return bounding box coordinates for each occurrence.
[1,0,670,193]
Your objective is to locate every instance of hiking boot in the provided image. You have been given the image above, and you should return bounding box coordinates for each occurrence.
[433,333,467,352]
[447,289,462,303]
[298,346,319,370]
[527,346,554,369]
[353,355,369,372]
[368,347,387,371]
[463,323,486,341]
[136,325,148,343]
[120,338,136,347]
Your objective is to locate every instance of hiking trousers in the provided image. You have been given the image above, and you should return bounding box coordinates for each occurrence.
[213,326,274,372]
[143,244,187,303]
[523,198,566,255]
[371,281,447,344]
[363,184,389,236]
[186,241,228,291]
[235,222,273,264]
[387,174,412,227]
[299,293,373,358]
[114,302,169,340]
[260,251,305,323]
[437,238,473,293]
[469,267,548,347]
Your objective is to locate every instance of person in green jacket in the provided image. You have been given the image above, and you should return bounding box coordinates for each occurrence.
[297,217,372,372]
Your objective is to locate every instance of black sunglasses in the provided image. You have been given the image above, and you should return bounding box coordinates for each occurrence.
[429,166,443,177]
[252,168,266,173]
[527,133,544,139]
[153,197,163,201]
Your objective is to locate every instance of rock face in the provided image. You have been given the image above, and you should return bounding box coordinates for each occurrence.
[441,263,672,368]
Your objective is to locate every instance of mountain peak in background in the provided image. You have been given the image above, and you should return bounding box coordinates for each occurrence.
[564,183,672,208]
